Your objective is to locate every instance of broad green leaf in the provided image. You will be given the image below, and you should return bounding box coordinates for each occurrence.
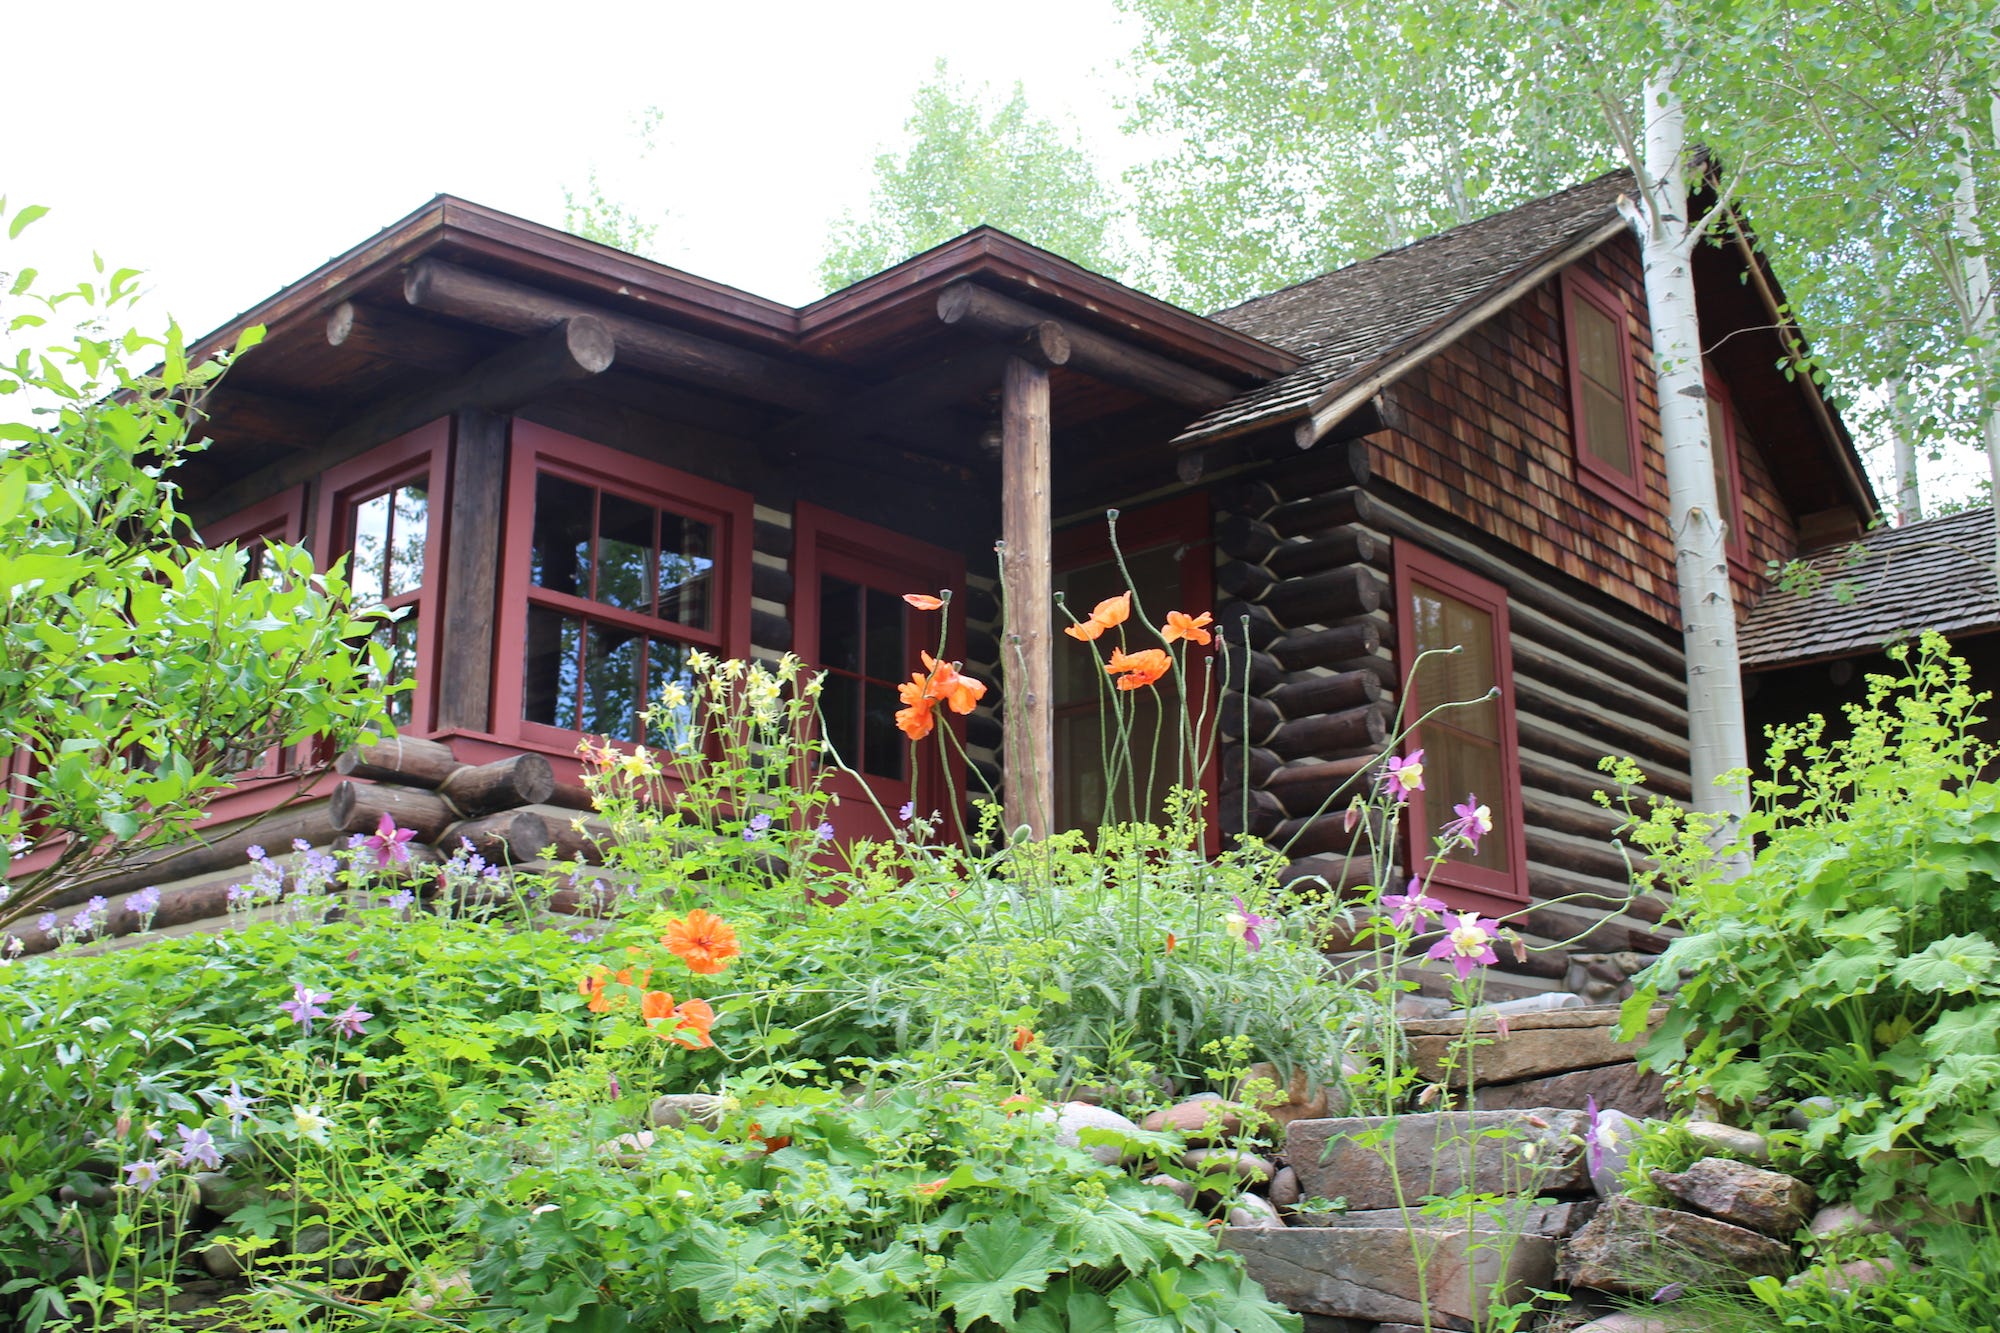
[7,205,48,240]
[1015,1277,1118,1333]
[1892,936,2000,995]
[937,1214,1060,1329]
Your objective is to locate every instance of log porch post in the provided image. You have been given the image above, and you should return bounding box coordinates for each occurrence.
[1000,354,1054,838]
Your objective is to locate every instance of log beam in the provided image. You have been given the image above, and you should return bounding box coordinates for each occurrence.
[326,301,482,374]
[937,281,1237,408]
[1000,355,1053,837]
[761,345,1015,463]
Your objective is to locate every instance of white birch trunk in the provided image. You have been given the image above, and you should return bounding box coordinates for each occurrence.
[1634,65,1751,824]
[1888,379,1923,524]
[1948,80,2000,575]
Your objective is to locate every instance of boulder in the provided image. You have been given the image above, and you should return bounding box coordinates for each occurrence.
[1682,1121,1768,1161]
[648,1094,725,1131]
[1569,1317,1684,1333]
[1448,991,1587,1018]
[1267,1165,1302,1207]
[1475,1062,1667,1120]
[197,1239,245,1280]
[1395,993,1453,1020]
[1049,1102,1142,1166]
[1557,1196,1793,1294]
[1224,1224,1556,1327]
[1142,1098,1244,1143]
[1182,1148,1274,1185]
[1649,1157,1816,1236]
[1287,1109,1590,1211]
[1784,1096,1838,1132]
[1403,1007,1658,1087]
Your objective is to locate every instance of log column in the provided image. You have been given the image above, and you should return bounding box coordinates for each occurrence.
[1000,355,1053,838]
[436,410,508,731]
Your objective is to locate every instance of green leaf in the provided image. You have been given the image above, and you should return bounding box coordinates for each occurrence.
[937,1214,1059,1329]
[1108,1267,1194,1332]
[1178,1262,1301,1333]
[1015,1277,1117,1333]
[7,205,49,240]
[1892,935,2000,995]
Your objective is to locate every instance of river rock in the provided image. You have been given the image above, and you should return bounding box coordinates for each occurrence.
[1142,1098,1243,1143]
[1049,1102,1142,1165]
[1142,1173,1194,1206]
[1268,1165,1302,1207]
[1228,1193,1286,1228]
[649,1094,725,1131]
[1287,1109,1589,1211]
[1808,1202,1883,1239]
[1569,1317,1682,1333]
[1683,1120,1768,1161]
[1224,1224,1556,1327]
[1448,991,1586,1018]
[1785,1096,1838,1131]
[1294,1200,1590,1238]
[1649,1157,1816,1236]
[1243,1061,1339,1125]
[197,1239,245,1279]
[1557,1195,1794,1294]
[1183,1148,1274,1185]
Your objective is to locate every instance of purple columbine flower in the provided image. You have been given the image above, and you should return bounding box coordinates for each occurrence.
[124,1159,163,1194]
[897,802,915,823]
[1381,748,1425,803]
[1442,795,1493,852]
[741,812,773,843]
[214,1080,260,1130]
[1425,911,1501,982]
[1380,879,1447,930]
[175,1124,223,1171]
[329,1004,372,1039]
[1225,895,1269,952]
[607,1073,622,1100]
[815,820,835,842]
[279,983,332,1034]
[1584,1096,1605,1180]
[364,814,417,870]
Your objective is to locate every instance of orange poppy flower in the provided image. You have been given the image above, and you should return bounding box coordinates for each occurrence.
[1063,590,1132,641]
[659,996,716,1049]
[1012,1025,1037,1051]
[1166,932,1178,953]
[903,593,945,611]
[1104,647,1172,690]
[922,652,987,715]
[1162,611,1214,646]
[747,1120,791,1152]
[640,990,676,1022]
[579,966,651,1013]
[916,1178,949,1196]
[895,675,938,740]
[662,909,740,975]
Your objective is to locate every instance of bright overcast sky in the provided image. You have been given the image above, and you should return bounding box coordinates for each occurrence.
[9,0,1146,339]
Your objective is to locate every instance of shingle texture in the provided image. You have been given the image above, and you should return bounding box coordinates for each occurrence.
[1177,171,1634,445]
[1738,507,2000,668]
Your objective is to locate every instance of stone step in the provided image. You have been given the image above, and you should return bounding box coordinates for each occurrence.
[1399,1007,1665,1088]
[1286,1108,1591,1211]
[1223,1224,1557,1328]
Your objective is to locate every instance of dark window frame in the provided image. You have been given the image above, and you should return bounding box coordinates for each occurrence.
[1703,367,1751,571]
[1393,541,1529,912]
[1561,268,1649,521]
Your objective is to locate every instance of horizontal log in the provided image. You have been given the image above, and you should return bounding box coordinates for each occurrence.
[1510,637,1686,737]
[436,753,557,818]
[1218,647,1285,697]
[38,803,342,913]
[325,300,480,374]
[1266,487,1379,538]
[335,734,462,787]
[753,519,794,559]
[1214,513,1285,564]
[1264,753,1380,818]
[936,281,1237,408]
[1269,621,1382,673]
[406,260,848,413]
[1217,601,1283,650]
[750,609,794,652]
[1524,860,1659,918]
[751,560,794,607]
[1267,704,1388,761]
[1521,786,1628,845]
[450,808,552,867]
[1222,745,1282,789]
[331,781,456,842]
[1511,603,1685,712]
[1281,436,1373,491]
[1212,478,1285,522]
[1518,753,1620,810]
[965,625,1001,667]
[1216,560,1276,603]
[1513,672,1689,773]
[1218,692,1282,745]
[1517,715,1692,803]
[1524,825,1639,888]
[1217,785,1285,838]
[1516,902,1671,958]
[764,344,1014,462]
[1265,528,1380,580]
[966,709,1004,752]
[1260,565,1385,627]
[1269,807,1387,860]
[1278,853,1378,895]
[1331,653,1400,691]
[1268,668,1383,722]
[516,805,614,863]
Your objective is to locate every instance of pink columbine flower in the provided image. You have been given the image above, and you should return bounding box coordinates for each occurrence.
[1442,795,1493,851]
[124,1159,163,1194]
[1425,911,1500,981]
[1380,879,1447,930]
[1225,895,1269,952]
[279,983,332,1033]
[365,813,417,870]
[1382,749,1425,802]
[329,1004,372,1039]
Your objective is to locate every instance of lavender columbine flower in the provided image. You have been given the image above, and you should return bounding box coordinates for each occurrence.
[1225,896,1269,952]
[213,1080,260,1130]
[1442,794,1494,852]
[329,1004,372,1040]
[1381,748,1426,803]
[364,813,417,870]
[279,983,332,1034]
[1425,911,1501,982]
[124,1159,164,1194]
[1380,879,1447,930]
[608,1073,622,1100]
[175,1124,223,1171]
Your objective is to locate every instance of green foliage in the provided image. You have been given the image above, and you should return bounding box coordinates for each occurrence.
[0,199,401,925]
[820,60,1126,292]
[1621,634,2000,1217]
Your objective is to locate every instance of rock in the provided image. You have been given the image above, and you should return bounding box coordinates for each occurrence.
[1395,993,1453,1020]
[58,1179,113,1208]
[1570,1317,1682,1333]
[600,1130,655,1167]
[292,1223,332,1258]
[1267,1165,1302,1207]
[648,1094,725,1131]
[1243,1061,1339,1126]
[1587,1108,1645,1198]
[1564,952,1658,1005]
[1287,1109,1590,1211]
[1808,1202,1882,1240]
[1649,1157,1816,1236]
[1142,1173,1194,1206]
[1683,1120,1769,1162]
[1183,1148,1274,1185]
[191,1171,268,1217]
[1557,1195,1793,1294]
[1448,991,1587,1018]
[1294,1200,1591,1238]
[1476,1062,1668,1120]
[1228,1193,1287,1228]
[1049,1102,1143,1165]
[1826,1256,1905,1291]
[197,1239,245,1279]
[1404,1007,1657,1087]
[1224,1225,1556,1327]
[1142,1098,1244,1143]
[408,1267,475,1313]
[1302,1318,1375,1333]
[1785,1096,1838,1131]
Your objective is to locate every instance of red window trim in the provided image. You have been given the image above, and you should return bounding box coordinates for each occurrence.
[1560,268,1649,522]
[314,421,451,735]
[1393,541,1529,912]
[1052,492,1220,853]
[1704,369,1751,572]
[493,421,754,756]
[792,502,967,835]
[203,485,306,551]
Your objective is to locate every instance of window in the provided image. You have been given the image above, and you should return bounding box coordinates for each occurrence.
[1394,544,1527,908]
[316,424,448,731]
[1704,370,1749,566]
[498,423,752,753]
[793,503,965,839]
[1561,269,1646,516]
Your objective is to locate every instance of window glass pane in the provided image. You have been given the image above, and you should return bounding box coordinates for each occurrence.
[350,492,390,606]
[820,576,862,673]
[644,639,696,750]
[380,613,420,727]
[1573,297,1623,391]
[657,512,715,629]
[597,492,656,613]
[1582,383,1632,475]
[1425,729,1512,875]
[388,483,428,597]
[523,605,582,731]
[819,672,861,769]
[1410,578,1511,875]
[531,473,594,599]
[862,681,906,781]
[582,622,644,741]
[865,588,904,682]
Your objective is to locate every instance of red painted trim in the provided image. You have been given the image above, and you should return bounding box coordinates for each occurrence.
[492,421,755,749]
[1393,541,1530,913]
[314,421,452,734]
[202,485,306,548]
[792,502,967,838]
[1704,368,1751,572]
[1560,268,1649,523]
[1053,493,1220,853]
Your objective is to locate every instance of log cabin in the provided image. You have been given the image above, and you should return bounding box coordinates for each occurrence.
[9,169,1879,996]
